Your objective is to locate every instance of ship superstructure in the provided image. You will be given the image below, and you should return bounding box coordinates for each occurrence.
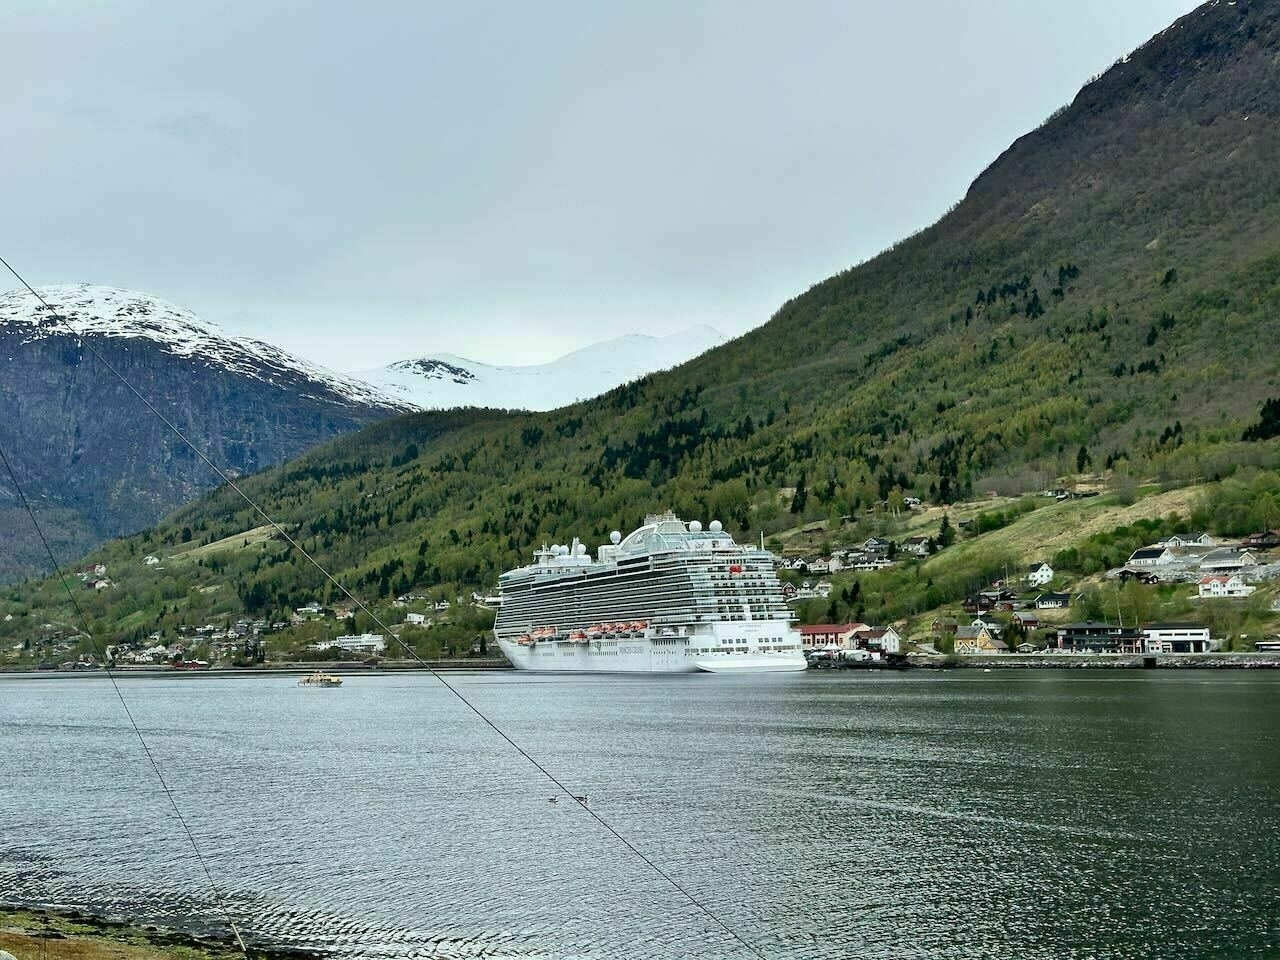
[494,513,806,673]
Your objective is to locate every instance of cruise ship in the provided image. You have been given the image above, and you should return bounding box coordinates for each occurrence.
[493,512,807,673]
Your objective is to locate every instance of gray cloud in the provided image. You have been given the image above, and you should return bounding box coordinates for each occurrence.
[2,0,1200,369]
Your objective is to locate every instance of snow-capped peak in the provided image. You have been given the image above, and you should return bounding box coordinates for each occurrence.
[353,326,728,412]
[0,284,413,411]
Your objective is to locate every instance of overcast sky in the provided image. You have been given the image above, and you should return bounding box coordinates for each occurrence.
[4,1,1200,371]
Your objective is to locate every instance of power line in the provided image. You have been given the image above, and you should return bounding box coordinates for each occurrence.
[0,260,768,959]
[0,441,249,956]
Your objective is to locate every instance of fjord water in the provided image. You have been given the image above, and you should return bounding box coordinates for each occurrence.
[2,672,1277,959]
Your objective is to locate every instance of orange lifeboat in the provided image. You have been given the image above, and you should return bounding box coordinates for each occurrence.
[516,634,533,646]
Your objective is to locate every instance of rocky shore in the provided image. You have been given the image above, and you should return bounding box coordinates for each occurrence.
[0,906,321,960]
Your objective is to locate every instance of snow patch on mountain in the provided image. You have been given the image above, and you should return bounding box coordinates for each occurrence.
[0,284,414,411]
[354,326,728,411]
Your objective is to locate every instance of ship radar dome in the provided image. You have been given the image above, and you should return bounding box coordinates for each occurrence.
[688,520,702,532]
[576,543,588,556]
[610,531,622,544]
[709,519,723,533]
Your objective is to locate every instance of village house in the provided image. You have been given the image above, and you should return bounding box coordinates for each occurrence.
[962,594,995,614]
[953,626,1008,655]
[404,612,428,626]
[1035,592,1071,610]
[972,615,1004,636]
[1142,622,1212,654]
[903,496,922,508]
[143,555,160,565]
[1049,622,1144,654]
[1198,575,1254,598]
[310,634,387,655]
[901,536,931,558]
[1199,549,1257,572]
[1242,530,1280,550]
[931,617,960,636]
[1163,532,1215,549]
[1015,641,1039,654]
[861,537,892,555]
[1012,611,1040,629]
[1024,562,1055,587]
[1126,546,1175,567]
[853,626,902,655]
[295,602,324,616]
[798,623,868,652]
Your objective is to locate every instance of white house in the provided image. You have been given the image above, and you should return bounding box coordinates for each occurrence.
[1035,592,1071,609]
[901,536,931,558]
[855,626,902,654]
[1025,562,1054,586]
[1165,532,1215,549]
[143,555,160,565]
[1142,622,1212,654]
[310,634,387,655]
[1198,575,1254,599]
[1127,546,1174,567]
[1199,549,1257,572]
[405,612,428,626]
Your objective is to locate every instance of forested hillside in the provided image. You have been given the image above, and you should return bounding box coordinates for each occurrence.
[7,0,1280,642]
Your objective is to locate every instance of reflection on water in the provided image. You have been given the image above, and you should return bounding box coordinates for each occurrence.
[1,671,1277,958]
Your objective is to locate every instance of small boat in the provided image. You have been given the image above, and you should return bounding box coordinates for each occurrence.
[297,670,342,687]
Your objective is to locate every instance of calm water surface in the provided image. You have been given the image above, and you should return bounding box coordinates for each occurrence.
[1,671,1277,959]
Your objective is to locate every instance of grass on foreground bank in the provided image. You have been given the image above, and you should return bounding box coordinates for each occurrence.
[0,908,316,960]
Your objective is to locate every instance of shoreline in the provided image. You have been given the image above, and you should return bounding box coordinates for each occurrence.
[909,652,1280,669]
[0,658,513,679]
[0,905,320,960]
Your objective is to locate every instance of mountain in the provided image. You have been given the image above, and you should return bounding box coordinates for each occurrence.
[352,326,728,411]
[0,284,412,582]
[6,0,1280,642]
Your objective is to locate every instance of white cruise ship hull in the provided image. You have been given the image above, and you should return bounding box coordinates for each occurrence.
[497,622,807,675]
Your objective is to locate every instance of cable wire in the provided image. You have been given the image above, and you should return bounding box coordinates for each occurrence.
[0,260,769,959]
[0,441,249,956]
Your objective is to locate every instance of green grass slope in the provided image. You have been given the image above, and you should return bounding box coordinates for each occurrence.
[6,0,1280,645]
